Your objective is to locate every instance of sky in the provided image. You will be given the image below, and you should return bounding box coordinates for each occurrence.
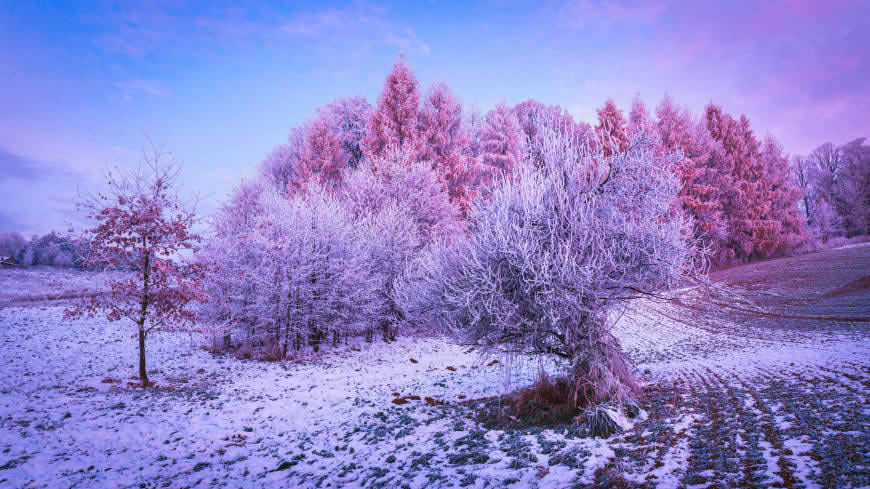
[1,0,868,235]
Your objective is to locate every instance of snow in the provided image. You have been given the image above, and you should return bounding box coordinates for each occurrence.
[0,245,867,488]
[783,438,821,489]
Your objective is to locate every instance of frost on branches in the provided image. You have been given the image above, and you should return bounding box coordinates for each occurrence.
[65,149,207,387]
[201,145,461,357]
[399,126,701,408]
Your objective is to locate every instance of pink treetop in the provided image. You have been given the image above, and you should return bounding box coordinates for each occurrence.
[296,116,346,192]
[363,58,422,161]
[656,96,698,153]
[655,96,722,245]
[628,95,653,138]
[418,82,468,165]
[595,98,629,155]
[418,82,476,214]
[477,103,524,179]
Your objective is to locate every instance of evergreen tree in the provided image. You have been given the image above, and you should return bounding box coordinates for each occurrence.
[363,58,422,161]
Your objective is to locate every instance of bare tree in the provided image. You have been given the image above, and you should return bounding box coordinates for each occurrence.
[792,155,812,222]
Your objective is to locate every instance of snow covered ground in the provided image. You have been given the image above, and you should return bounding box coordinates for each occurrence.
[0,245,867,488]
[0,267,128,308]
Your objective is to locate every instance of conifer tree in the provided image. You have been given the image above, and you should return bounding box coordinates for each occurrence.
[364,58,422,161]
[595,98,629,155]
[477,103,524,182]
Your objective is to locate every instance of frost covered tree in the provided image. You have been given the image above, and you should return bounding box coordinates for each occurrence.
[296,116,346,191]
[342,148,461,339]
[836,138,869,236]
[806,138,869,238]
[418,82,476,213]
[318,96,372,169]
[477,103,524,184]
[595,98,629,155]
[260,127,307,194]
[363,58,422,160]
[399,126,700,408]
[655,96,724,254]
[705,104,804,260]
[514,100,591,167]
[355,203,421,341]
[203,184,376,356]
[627,95,653,138]
[705,104,764,261]
[791,155,813,222]
[755,137,804,255]
[0,232,26,258]
[342,147,461,248]
[65,149,207,386]
[249,188,373,353]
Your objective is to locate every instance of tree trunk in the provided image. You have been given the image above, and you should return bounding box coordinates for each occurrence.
[138,327,150,387]
[803,196,811,223]
[139,243,151,387]
[570,333,637,408]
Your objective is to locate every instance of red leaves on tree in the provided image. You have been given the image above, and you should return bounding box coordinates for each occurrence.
[64,151,207,385]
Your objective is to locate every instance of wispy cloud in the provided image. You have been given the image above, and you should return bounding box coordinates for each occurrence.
[279,2,429,56]
[0,148,79,182]
[0,147,87,234]
[87,2,429,60]
[114,79,168,102]
[559,0,671,28]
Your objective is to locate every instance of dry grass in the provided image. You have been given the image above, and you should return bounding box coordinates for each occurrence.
[489,372,578,427]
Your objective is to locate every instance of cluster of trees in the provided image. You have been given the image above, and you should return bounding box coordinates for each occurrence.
[793,139,869,240]
[55,57,865,404]
[203,145,462,356]
[248,59,811,268]
[0,231,88,267]
[199,57,858,404]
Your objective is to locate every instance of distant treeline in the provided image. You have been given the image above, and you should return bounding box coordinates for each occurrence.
[0,231,88,268]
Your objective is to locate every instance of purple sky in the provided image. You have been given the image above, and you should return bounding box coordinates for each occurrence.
[1,0,867,235]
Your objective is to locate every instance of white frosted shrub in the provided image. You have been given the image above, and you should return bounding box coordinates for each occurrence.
[398,126,701,406]
[203,184,377,356]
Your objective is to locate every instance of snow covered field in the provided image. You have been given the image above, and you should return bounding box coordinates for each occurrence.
[0,245,868,488]
[0,267,128,308]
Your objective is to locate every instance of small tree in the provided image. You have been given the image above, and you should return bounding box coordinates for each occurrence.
[65,149,206,387]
